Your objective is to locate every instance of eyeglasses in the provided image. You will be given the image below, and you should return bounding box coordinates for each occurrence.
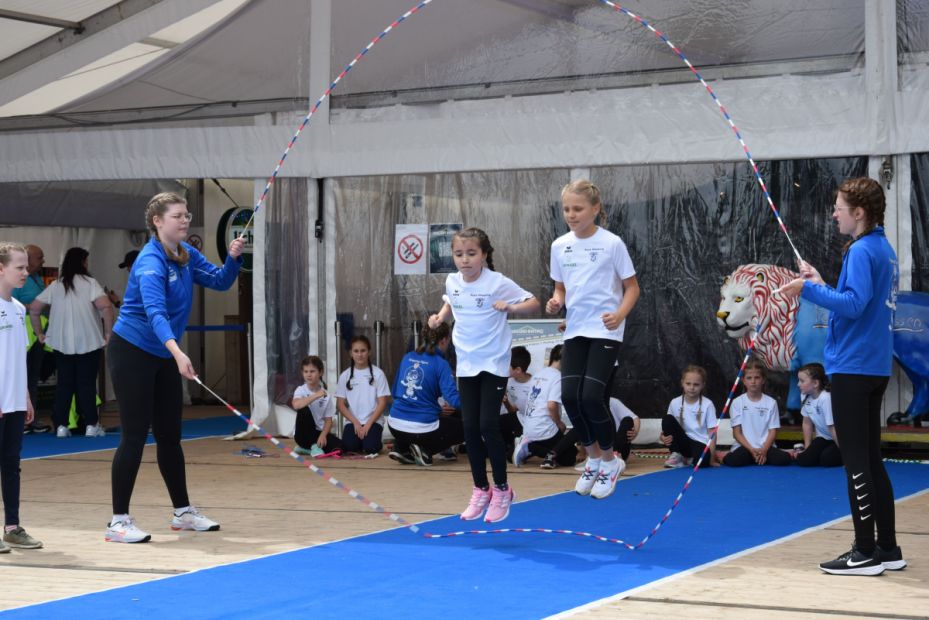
[168,213,193,222]
[832,204,852,212]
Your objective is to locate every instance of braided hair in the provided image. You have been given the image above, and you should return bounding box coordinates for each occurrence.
[836,177,885,254]
[679,364,707,426]
[416,322,451,355]
[452,227,495,271]
[346,335,375,391]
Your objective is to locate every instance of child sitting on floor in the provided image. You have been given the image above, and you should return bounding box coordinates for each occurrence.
[722,359,791,467]
[292,355,341,456]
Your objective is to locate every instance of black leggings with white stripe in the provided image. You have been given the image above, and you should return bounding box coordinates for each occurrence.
[560,337,620,451]
[831,374,896,554]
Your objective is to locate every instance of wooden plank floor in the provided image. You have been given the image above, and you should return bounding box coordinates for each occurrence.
[2,415,926,619]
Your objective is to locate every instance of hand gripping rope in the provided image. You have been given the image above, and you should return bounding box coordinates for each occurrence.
[221,1,807,549]
[195,322,765,551]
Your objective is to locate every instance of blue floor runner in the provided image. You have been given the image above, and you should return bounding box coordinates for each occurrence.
[4,463,928,618]
[21,416,244,460]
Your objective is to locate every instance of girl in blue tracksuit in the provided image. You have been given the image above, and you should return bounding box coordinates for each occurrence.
[781,177,902,576]
[106,192,243,544]
[387,323,462,465]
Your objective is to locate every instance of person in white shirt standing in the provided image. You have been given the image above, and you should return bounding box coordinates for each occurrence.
[0,243,43,552]
[429,227,539,524]
[722,359,791,467]
[546,180,639,500]
[29,247,113,438]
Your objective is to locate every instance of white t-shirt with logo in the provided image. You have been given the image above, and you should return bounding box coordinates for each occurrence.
[335,365,390,426]
[522,366,561,441]
[550,227,636,342]
[609,398,638,430]
[730,393,780,450]
[446,269,532,378]
[502,376,533,417]
[0,297,28,413]
[292,384,335,432]
[801,391,834,441]
[35,275,107,355]
[666,396,718,445]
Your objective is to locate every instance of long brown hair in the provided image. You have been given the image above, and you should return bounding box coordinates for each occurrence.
[452,227,496,271]
[145,192,190,266]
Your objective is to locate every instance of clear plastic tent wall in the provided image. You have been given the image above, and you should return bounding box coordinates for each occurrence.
[911,153,929,293]
[328,158,865,418]
[263,178,312,408]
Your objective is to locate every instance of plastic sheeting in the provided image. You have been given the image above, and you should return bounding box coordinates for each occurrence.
[262,178,312,417]
[0,179,186,229]
[330,158,866,417]
[899,0,929,55]
[911,153,929,292]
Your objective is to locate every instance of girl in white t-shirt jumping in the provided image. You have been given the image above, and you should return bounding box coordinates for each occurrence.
[795,362,842,467]
[546,180,640,500]
[661,365,718,469]
[429,227,539,523]
[722,359,791,467]
[335,335,390,455]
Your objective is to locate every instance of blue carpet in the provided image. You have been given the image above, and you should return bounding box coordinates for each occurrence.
[21,416,245,460]
[4,463,928,619]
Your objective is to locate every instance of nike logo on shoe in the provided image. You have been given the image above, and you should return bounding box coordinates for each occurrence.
[854,483,866,490]
[852,472,863,480]
[846,558,874,567]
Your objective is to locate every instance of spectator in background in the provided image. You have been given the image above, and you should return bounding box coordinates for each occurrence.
[106,250,140,309]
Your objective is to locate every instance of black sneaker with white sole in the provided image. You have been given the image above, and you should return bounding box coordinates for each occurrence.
[819,545,885,576]
[540,453,557,469]
[388,450,415,465]
[875,545,906,571]
[409,443,433,467]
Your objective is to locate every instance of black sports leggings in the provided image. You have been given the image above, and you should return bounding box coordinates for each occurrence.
[459,372,508,488]
[831,374,896,553]
[561,337,620,450]
[108,333,189,514]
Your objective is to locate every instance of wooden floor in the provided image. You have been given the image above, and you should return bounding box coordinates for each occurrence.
[2,410,927,619]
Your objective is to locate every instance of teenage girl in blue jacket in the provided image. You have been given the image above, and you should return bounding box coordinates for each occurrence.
[105,192,243,543]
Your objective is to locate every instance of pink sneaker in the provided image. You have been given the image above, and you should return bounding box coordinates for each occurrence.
[484,486,515,523]
[460,486,492,521]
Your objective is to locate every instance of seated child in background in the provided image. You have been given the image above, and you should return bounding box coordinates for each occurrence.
[660,365,717,469]
[292,355,341,456]
[541,396,638,470]
[795,362,842,467]
[500,346,531,458]
[336,335,390,455]
[722,358,791,467]
[513,344,568,468]
[387,322,463,467]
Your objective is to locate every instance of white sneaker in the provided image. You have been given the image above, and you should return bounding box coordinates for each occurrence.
[105,517,151,543]
[512,437,530,467]
[591,457,625,499]
[574,458,600,496]
[663,452,685,468]
[56,425,71,438]
[85,423,106,437]
[171,507,220,532]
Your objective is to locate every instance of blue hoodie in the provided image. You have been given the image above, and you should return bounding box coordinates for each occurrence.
[801,227,898,376]
[389,349,461,425]
[113,236,242,357]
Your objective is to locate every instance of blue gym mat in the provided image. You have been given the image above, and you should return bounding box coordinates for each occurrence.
[21,416,245,460]
[3,462,927,619]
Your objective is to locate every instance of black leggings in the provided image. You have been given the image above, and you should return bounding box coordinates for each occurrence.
[108,333,188,515]
[661,415,711,468]
[551,417,634,462]
[0,411,24,526]
[53,349,100,428]
[796,437,843,467]
[293,410,342,452]
[389,416,463,455]
[832,374,896,553]
[561,337,620,450]
[459,372,508,488]
[723,445,791,467]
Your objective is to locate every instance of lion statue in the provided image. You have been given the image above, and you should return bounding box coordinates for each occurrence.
[716,264,827,410]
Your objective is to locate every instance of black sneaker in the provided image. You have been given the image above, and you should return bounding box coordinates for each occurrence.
[434,447,457,462]
[409,443,433,467]
[875,545,907,571]
[819,545,885,576]
[388,451,415,465]
[540,453,557,469]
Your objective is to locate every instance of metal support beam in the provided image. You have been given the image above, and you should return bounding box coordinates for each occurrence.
[0,9,84,32]
[0,0,225,108]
